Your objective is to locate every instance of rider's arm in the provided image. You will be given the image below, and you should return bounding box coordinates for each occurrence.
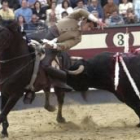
[68,9,106,29]
[68,9,98,22]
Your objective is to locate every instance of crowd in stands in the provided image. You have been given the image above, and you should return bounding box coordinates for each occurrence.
[0,0,140,32]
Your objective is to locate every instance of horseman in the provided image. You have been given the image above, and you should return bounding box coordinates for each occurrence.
[25,9,106,102]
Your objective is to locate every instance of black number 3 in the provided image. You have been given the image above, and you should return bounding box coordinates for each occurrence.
[117,34,124,45]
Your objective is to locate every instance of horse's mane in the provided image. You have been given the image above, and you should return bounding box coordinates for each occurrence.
[0,20,22,51]
[0,19,21,33]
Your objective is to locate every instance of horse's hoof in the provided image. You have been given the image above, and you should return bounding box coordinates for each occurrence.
[136,123,140,127]
[44,105,56,112]
[0,115,5,124]
[57,116,66,123]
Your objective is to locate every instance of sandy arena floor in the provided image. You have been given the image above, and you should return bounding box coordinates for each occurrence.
[2,102,140,140]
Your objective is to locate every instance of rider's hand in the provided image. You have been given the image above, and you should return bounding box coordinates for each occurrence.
[41,39,58,49]
[52,42,58,49]
[97,20,107,30]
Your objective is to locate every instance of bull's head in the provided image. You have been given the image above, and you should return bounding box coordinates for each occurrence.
[66,59,89,92]
[68,65,85,75]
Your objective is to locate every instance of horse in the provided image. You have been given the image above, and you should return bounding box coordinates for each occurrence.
[0,21,71,137]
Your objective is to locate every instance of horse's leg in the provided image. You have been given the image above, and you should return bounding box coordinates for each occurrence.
[1,95,9,137]
[43,87,56,112]
[0,95,21,124]
[54,87,65,123]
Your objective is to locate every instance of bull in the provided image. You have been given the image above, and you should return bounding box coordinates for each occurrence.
[67,51,140,127]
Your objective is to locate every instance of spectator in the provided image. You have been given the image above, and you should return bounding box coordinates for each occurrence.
[19,0,36,7]
[27,14,47,30]
[1,0,20,10]
[101,0,108,7]
[15,0,33,23]
[92,10,102,21]
[70,0,88,8]
[32,1,46,21]
[0,0,15,21]
[74,0,87,11]
[87,0,104,19]
[38,0,48,10]
[38,0,48,6]
[47,0,54,7]
[119,0,133,17]
[46,2,60,27]
[17,15,28,31]
[124,8,138,24]
[61,11,68,18]
[103,0,118,19]
[133,0,140,22]
[106,10,124,26]
[28,0,37,8]
[58,0,73,18]
[113,0,120,5]
[101,0,120,7]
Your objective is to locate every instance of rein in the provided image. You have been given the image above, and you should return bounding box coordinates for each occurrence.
[0,52,35,63]
[0,57,35,85]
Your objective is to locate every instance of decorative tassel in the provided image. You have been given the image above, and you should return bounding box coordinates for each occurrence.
[124,27,129,53]
[114,53,120,91]
[119,56,140,99]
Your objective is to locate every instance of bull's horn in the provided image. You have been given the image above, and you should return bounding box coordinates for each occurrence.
[68,65,84,75]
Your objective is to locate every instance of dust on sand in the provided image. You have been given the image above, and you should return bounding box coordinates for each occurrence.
[2,103,140,140]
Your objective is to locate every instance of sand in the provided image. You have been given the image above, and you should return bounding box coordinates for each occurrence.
[3,102,140,140]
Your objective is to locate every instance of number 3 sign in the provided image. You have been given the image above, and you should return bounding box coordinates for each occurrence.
[113,33,126,47]
[106,31,133,48]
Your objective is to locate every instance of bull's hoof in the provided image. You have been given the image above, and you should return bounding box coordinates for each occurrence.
[136,123,140,127]
[44,105,56,112]
[1,132,8,138]
[57,116,66,123]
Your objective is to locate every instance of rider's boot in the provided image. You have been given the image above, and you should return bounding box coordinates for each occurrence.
[23,90,36,104]
[45,66,73,92]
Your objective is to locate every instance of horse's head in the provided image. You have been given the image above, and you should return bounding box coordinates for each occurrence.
[0,21,23,52]
[0,25,12,52]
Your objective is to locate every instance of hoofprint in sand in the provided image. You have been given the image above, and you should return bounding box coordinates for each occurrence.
[6,103,140,140]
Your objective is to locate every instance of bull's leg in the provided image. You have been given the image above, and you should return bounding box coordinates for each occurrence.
[0,95,21,136]
[54,87,65,123]
[43,87,56,112]
[1,95,9,138]
[125,101,140,127]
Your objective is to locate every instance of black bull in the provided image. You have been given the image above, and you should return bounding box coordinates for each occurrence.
[67,52,140,126]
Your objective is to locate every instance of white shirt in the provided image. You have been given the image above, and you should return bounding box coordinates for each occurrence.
[38,0,47,6]
[60,7,73,14]
[119,2,133,15]
[56,4,74,19]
